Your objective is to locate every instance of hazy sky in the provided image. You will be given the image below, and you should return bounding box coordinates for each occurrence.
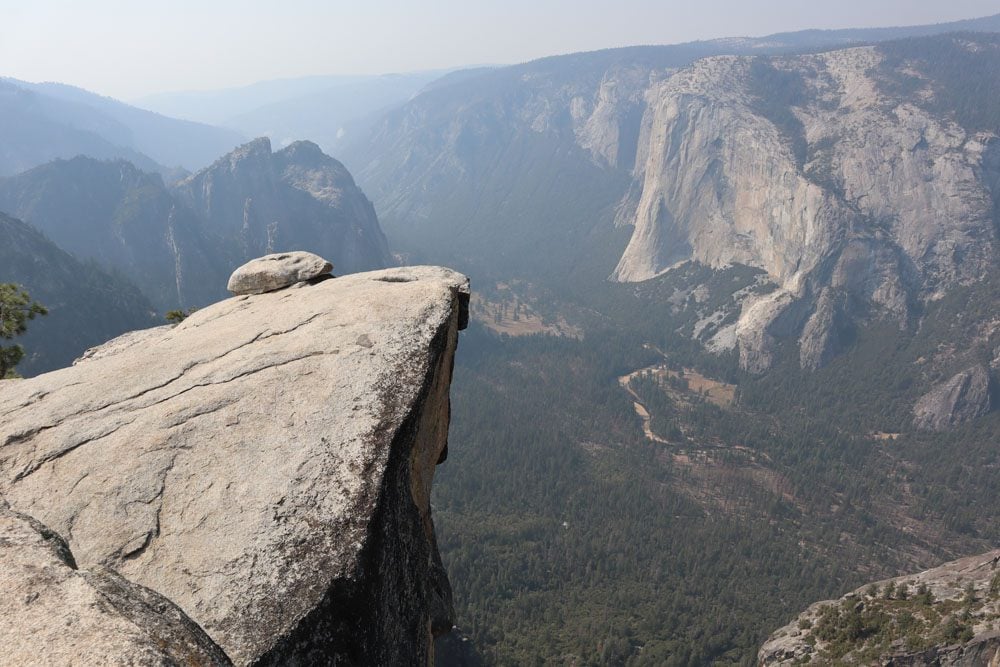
[2,0,998,99]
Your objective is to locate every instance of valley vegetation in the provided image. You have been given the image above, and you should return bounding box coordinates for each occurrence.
[434,265,999,665]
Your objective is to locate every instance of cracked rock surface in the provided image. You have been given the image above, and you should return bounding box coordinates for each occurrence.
[0,499,232,665]
[0,265,470,666]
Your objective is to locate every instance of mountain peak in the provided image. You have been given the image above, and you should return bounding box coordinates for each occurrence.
[276,139,334,169]
[228,136,272,162]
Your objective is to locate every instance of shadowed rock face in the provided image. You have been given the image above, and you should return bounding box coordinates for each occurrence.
[175,138,392,279]
[913,366,993,431]
[759,549,1000,666]
[0,265,469,666]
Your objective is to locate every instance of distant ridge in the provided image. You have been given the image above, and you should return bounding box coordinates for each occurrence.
[0,77,244,176]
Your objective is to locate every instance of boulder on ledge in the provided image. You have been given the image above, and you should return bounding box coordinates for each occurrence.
[226,251,333,295]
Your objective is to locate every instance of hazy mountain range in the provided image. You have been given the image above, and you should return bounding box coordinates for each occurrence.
[0,77,245,177]
[134,70,458,155]
[0,138,390,315]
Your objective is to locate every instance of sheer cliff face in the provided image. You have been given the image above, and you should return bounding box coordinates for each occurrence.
[614,43,998,370]
[614,56,840,288]
[0,266,469,666]
[343,53,687,278]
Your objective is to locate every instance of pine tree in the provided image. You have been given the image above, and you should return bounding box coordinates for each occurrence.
[0,283,47,378]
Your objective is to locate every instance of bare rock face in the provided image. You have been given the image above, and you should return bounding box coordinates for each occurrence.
[735,290,803,374]
[913,365,993,431]
[0,265,470,665]
[798,289,849,371]
[759,549,1000,666]
[614,45,997,372]
[226,251,334,295]
[0,499,231,665]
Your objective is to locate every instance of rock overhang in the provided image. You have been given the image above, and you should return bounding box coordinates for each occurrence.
[0,265,470,665]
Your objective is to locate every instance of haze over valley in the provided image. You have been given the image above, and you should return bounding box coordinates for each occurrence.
[2,3,1000,665]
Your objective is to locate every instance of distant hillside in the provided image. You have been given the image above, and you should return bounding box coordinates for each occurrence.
[0,157,229,309]
[0,78,244,175]
[0,80,164,177]
[0,212,156,376]
[134,71,455,156]
[225,72,448,154]
[133,74,374,125]
[341,13,1000,285]
[0,139,392,311]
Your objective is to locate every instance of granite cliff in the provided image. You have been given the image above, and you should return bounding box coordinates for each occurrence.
[174,137,391,277]
[615,38,998,373]
[345,32,1000,393]
[0,263,469,665]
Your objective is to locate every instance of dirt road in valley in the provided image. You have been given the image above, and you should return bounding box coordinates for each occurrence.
[618,368,672,444]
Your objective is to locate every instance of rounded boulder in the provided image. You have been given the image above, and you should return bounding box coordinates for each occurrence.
[227,251,333,295]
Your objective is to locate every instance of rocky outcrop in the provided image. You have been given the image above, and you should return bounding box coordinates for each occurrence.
[913,365,993,431]
[735,290,802,374]
[614,41,998,372]
[0,499,231,665]
[759,549,1000,665]
[799,289,848,371]
[0,265,469,665]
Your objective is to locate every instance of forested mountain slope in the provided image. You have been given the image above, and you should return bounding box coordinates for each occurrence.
[0,139,392,311]
[0,213,156,376]
[434,268,1000,664]
[0,157,228,309]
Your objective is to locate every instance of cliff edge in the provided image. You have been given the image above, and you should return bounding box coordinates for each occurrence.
[0,264,470,666]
